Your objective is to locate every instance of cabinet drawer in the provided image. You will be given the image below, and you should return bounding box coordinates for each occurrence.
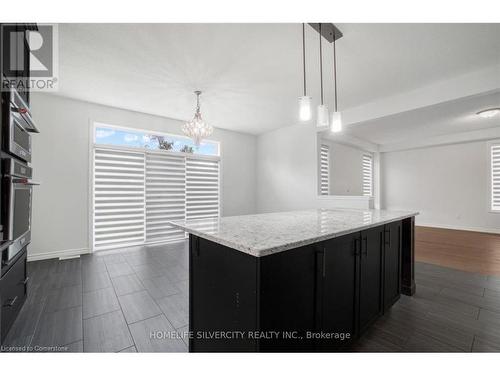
[1,250,27,342]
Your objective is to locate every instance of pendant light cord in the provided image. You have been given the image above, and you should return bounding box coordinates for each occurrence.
[195,91,201,114]
[302,23,307,97]
[319,23,324,105]
[333,36,338,112]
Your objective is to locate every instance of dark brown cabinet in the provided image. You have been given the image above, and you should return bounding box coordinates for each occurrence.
[260,244,317,351]
[0,249,28,343]
[320,232,359,349]
[359,226,384,332]
[190,237,258,352]
[319,225,387,347]
[189,219,408,352]
[383,220,402,310]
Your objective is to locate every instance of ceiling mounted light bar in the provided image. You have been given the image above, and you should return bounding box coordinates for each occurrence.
[308,23,343,43]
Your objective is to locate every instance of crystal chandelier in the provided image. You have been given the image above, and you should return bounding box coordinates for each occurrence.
[182,90,213,146]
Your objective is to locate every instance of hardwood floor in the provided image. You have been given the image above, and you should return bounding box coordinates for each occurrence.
[416,226,500,276]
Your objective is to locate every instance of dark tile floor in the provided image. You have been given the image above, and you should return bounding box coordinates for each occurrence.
[1,241,189,353]
[3,240,500,352]
[353,262,500,352]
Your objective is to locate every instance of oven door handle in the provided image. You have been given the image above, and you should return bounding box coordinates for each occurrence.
[20,182,40,186]
[9,178,40,185]
[11,108,39,134]
[10,89,39,133]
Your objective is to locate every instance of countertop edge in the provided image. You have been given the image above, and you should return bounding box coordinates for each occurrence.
[169,212,418,257]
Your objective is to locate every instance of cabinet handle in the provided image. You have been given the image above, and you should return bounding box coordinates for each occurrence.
[4,296,18,308]
[322,248,326,277]
[362,237,368,256]
[315,248,326,278]
[385,228,391,247]
[354,238,360,256]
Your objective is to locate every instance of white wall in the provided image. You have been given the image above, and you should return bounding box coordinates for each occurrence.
[29,93,257,260]
[256,123,373,213]
[381,140,500,233]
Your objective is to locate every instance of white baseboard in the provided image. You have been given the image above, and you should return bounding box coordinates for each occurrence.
[27,247,91,262]
[417,222,500,235]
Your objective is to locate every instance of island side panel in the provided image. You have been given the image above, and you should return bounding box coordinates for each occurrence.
[189,235,259,352]
[258,244,318,352]
[401,216,416,295]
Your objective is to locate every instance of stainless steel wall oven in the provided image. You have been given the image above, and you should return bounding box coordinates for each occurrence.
[1,157,37,271]
[1,87,38,163]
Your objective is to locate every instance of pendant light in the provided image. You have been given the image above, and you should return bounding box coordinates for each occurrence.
[182,90,213,147]
[298,23,312,121]
[330,33,342,133]
[316,23,329,128]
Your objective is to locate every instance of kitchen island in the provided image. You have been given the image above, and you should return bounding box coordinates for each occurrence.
[170,209,418,352]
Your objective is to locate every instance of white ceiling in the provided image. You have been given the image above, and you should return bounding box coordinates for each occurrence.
[345,90,500,145]
[56,23,500,135]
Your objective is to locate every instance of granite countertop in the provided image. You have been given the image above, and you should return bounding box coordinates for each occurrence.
[169,209,418,257]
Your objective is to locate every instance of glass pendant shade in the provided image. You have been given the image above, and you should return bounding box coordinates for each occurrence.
[299,96,312,121]
[330,111,342,132]
[317,104,329,128]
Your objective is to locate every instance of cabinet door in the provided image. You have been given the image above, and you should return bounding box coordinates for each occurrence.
[359,226,384,332]
[321,232,360,349]
[384,221,402,310]
[1,250,27,343]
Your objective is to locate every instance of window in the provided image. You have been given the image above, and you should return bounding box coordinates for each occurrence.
[94,123,219,156]
[92,123,220,251]
[362,154,373,197]
[319,144,329,195]
[492,143,500,212]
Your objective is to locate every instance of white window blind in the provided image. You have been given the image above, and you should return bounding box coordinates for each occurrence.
[362,154,373,197]
[93,147,220,251]
[93,148,146,251]
[186,158,220,222]
[492,144,500,212]
[146,153,186,243]
[320,145,329,195]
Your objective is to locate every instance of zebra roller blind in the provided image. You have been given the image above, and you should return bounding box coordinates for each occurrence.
[93,148,146,250]
[492,144,500,212]
[145,153,186,243]
[320,144,330,195]
[93,147,220,251]
[362,154,373,197]
[186,158,220,220]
